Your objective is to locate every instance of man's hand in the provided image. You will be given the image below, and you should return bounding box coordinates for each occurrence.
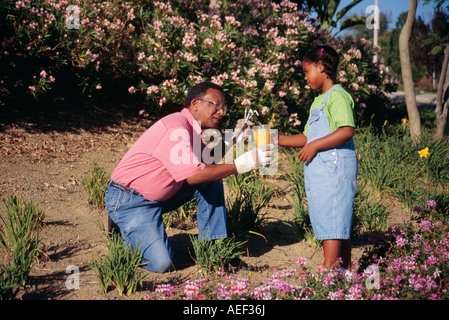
[234,144,275,174]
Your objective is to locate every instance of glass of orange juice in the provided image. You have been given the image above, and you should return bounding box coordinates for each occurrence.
[254,124,271,147]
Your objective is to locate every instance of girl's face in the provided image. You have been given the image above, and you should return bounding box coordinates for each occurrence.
[302,60,327,91]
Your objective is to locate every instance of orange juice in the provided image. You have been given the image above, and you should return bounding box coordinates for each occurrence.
[254,125,271,147]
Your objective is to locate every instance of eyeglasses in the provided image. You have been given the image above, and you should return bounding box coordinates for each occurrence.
[197,99,227,114]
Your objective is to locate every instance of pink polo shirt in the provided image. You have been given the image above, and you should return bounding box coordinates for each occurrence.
[110,108,206,201]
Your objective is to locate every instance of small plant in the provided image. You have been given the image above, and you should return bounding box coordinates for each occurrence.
[90,226,146,296]
[0,261,20,300]
[0,194,45,250]
[189,235,245,275]
[225,171,275,238]
[163,198,196,229]
[412,196,449,224]
[352,181,389,234]
[0,194,44,297]
[81,164,109,208]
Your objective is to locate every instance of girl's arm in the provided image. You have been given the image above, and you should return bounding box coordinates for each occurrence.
[298,126,354,163]
[278,133,307,148]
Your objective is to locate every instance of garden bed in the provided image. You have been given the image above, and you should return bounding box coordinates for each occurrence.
[1,107,448,300]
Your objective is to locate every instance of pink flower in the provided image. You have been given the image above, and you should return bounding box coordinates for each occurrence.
[159,96,167,106]
[241,98,251,106]
[419,220,432,231]
[296,257,307,266]
[264,80,274,91]
[289,113,301,126]
[146,85,159,94]
[203,38,213,46]
[128,86,135,94]
[426,199,437,207]
[261,106,269,115]
[40,70,47,78]
[427,255,439,266]
[395,235,408,247]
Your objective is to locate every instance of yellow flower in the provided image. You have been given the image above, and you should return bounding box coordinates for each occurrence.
[383,120,388,126]
[269,113,276,128]
[401,118,409,127]
[418,147,430,158]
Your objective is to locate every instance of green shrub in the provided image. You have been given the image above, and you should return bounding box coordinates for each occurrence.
[0,194,44,250]
[0,194,44,297]
[0,261,20,300]
[225,171,275,238]
[1,0,395,131]
[90,227,146,296]
[189,235,245,274]
[81,164,109,209]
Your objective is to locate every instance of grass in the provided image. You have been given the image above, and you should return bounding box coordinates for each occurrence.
[90,224,146,297]
[0,194,45,299]
[189,235,246,275]
[225,171,276,238]
[81,164,109,209]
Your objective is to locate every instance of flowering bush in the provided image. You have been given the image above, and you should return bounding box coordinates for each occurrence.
[1,0,396,132]
[140,211,449,300]
[359,218,449,300]
[131,0,397,130]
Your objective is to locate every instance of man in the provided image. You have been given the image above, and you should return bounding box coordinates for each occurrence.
[104,82,273,273]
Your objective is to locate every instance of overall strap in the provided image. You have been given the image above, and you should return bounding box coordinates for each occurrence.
[322,86,345,106]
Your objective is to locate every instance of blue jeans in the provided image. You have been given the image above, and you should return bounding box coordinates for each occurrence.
[104,180,228,273]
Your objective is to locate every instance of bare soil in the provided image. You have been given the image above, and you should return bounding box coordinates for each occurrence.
[0,103,400,300]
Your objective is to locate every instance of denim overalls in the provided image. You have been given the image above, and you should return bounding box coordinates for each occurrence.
[304,87,358,240]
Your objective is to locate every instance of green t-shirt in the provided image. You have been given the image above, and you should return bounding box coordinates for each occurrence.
[303,85,355,137]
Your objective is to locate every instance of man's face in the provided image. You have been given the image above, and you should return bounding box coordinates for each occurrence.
[191,88,225,129]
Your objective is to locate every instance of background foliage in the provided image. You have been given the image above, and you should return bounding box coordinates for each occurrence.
[0,0,397,132]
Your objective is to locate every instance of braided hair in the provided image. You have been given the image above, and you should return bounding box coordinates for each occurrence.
[303,45,339,83]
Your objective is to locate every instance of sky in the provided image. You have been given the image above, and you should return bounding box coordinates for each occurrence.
[338,0,439,30]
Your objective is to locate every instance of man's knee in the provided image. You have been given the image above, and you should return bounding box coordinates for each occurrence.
[139,240,173,273]
[141,255,172,273]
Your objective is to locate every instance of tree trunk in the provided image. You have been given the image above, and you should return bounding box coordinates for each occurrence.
[435,42,449,139]
[399,0,421,144]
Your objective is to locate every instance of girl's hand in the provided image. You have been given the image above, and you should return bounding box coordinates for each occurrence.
[298,127,354,163]
[298,142,318,163]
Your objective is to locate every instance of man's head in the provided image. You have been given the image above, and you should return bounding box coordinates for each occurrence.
[186,82,225,129]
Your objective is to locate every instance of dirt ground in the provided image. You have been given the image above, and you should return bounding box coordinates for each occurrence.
[0,102,377,300]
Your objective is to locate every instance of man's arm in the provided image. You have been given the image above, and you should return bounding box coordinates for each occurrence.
[186,142,275,185]
[186,163,237,185]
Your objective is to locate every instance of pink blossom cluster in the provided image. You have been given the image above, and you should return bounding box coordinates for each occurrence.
[3,0,396,131]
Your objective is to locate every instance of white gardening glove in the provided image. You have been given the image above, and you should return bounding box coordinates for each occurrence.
[234,144,275,174]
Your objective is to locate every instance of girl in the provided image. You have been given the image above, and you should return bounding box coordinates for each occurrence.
[278,45,358,270]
